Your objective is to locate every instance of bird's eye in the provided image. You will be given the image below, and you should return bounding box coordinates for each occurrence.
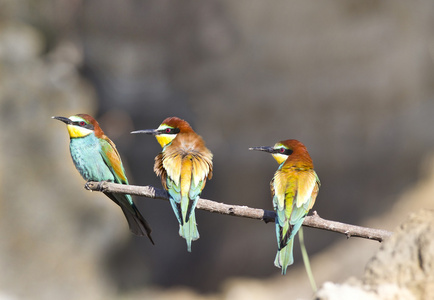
[79,121,86,126]
[280,148,285,153]
[165,128,172,133]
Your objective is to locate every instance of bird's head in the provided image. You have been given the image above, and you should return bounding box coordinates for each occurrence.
[131,117,193,148]
[249,139,311,165]
[52,114,103,138]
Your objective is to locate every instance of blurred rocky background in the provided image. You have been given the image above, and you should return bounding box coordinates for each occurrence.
[315,209,434,300]
[1,0,434,299]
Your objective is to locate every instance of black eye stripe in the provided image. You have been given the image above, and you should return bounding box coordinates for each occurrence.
[159,128,180,134]
[73,121,94,130]
[274,148,293,155]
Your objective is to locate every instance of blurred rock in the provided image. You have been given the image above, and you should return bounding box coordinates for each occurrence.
[364,210,434,299]
[315,280,415,300]
[315,209,434,300]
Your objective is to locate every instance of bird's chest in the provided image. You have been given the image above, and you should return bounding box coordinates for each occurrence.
[69,137,114,181]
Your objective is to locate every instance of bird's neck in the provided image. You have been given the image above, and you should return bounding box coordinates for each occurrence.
[280,150,314,170]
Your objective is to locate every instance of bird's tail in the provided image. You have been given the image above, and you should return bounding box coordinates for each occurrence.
[105,192,154,244]
[274,238,294,275]
[179,212,199,252]
[119,201,154,244]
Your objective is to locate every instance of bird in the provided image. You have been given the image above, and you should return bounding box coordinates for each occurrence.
[249,139,320,274]
[52,113,154,244]
[132,117,213,252]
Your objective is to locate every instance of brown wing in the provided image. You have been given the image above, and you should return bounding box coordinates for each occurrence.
[154,153,168,190]
[100,136,128,184]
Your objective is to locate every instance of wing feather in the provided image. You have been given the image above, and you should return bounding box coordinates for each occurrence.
[295,170,318,208]
[99,137,128,184]
[272,167,320,247]
[162,152,182,186]
[154,153,167,190]
[272,171,288,212]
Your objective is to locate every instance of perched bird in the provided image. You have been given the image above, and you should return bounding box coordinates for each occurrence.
[250,139,320,274]
[52,114,154,244]
[132,117,213,252]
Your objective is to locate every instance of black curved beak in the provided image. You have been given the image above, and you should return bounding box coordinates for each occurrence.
[52,116,72,125]
[249,146,274,153]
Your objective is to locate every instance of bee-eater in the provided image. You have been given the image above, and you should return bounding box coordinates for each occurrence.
[132,117,213,252]
[53,114,154,244]
[250,139,320,274]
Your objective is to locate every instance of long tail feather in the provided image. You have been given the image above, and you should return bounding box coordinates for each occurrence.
[119,201,154,244]
[274,238,294,275]
[299,227,317,291]
[105,192,154,244]
[179,212,199,252]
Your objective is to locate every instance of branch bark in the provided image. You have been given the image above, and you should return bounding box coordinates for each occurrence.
[85,181,393,242]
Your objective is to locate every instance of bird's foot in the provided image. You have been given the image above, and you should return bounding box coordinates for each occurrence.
[84,181,93,191]
[263,210,276,224]
[85,181,107,192]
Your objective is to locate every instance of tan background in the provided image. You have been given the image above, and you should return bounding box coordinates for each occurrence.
[1,0,434,299]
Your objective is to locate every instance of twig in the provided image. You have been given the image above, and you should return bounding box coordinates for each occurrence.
[85,181,393,242]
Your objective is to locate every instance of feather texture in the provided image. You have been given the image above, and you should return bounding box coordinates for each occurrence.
[271,140,320,274]
[152,117,213,251]
[55,114,154,243]
[252,139,320,274]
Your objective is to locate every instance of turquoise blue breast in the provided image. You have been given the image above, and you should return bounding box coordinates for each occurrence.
[69,134,114,182]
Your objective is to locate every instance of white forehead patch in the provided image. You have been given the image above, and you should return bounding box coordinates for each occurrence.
[69,115,86,122]
[157,124,172,130]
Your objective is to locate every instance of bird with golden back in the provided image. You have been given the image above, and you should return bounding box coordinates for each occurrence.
[250,139,320,274]
[132,117,213,252]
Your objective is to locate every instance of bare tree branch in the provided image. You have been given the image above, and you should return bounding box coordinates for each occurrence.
[85,181,393,242]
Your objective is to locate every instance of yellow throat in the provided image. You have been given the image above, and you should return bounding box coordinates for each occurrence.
[66,124,93,138]
[156,134,176,148]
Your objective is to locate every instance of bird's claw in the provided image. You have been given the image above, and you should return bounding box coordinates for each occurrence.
[85,181,106,192]
[263,210,276,224]
[84,181,93,191]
